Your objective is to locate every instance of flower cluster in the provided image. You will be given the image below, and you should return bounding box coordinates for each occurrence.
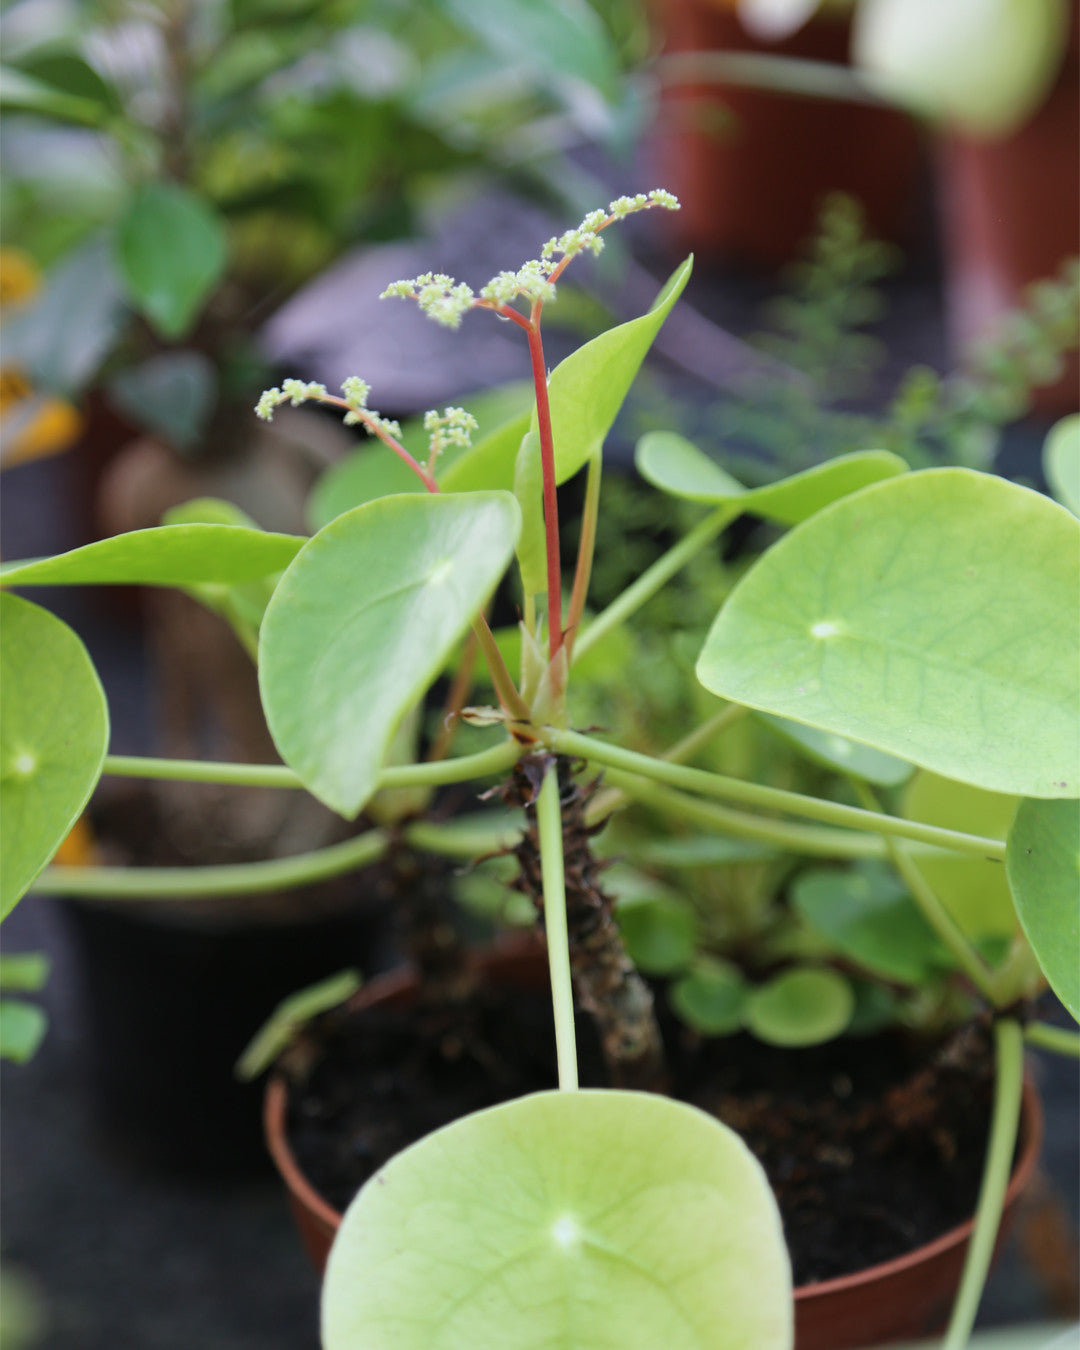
[424,406,478,464]
[382,189,681,327]
[254,379,327,420]
[254,376,400,441]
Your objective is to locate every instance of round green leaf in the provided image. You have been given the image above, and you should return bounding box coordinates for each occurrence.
[853,0,1069,137]
[0,1000,48,1063]
[323,1089,793,1350]
[745,967,854,1047]
[756,712,913,786]
[115,183,228,339]
[259,492,520,817]
[1044,414,1079,517]
[671,957,748,1035]
[0,594,108,916]
[902,771,1019,938]
[0,524,303,589]
[791,863,943,984]
[616,894,697,975]
[546,259,692,485]
[1007,798,1079,1018]
[636,434,908,525]
[697,468,1080,798]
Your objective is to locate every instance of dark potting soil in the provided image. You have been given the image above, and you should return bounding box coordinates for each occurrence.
[286,980,999,1287]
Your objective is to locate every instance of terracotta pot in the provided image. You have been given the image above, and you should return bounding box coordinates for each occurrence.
[937,6,1080,419]
[265,945,1042,1344]
[652,0,924,268]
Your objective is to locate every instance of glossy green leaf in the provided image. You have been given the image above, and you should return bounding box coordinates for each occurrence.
[323,1089,793,1350]
[697,469,1080,798]
[671,957,748,1035]
[0,595,108,917]
[637,435,908,524]
[259,492,520,817]
[0,953,50,993]
[115,183,228,339]
[853,0,1069,136]
[757,712,913,786]
[545,258,692,484]
[791,863,944,984]
[616,894,697,975]
[309,445,426,531]
[745,967,854,1047]
[1007,798,1079,1018]
[439,410,532,495]
[235,969,361,1081]
[0,1000,48,1063]
[1044,414,1079,517]
[0,524,303,589]
[902,771,1019,938]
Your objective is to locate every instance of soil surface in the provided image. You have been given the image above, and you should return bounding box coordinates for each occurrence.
[285,973,1001,1287]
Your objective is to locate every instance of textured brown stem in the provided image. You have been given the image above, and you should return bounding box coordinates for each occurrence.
[505,756,667,1091]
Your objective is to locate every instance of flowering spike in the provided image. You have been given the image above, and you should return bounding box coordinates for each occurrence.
[424,406,479,463]
[381,273,475,329]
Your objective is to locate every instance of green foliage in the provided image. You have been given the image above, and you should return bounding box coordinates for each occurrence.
[0,953,50,993]
[0,1000,48,1063]
[744,966,855,1047]
[1045,415,1080,517]
[258,492,520,816]
[1007,799,1080,1018]
[322,1090,793,1350]
[0,595,108,917]
[670,958,748,1035]
[756,713,913,786]
[697,469,1080,798]
[235,969,361,1081]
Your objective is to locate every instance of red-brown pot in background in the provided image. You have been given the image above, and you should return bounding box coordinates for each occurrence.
[937,8,1080,419]
[264,946,1043,1350]
[652,0,924,269]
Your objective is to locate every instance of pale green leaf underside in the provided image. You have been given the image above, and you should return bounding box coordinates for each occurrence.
[636,435,908,524]
[322,1089,792,1350]
[1044,414,1079,517]
[259,492,520,817]
[697,468,1080,798]
[1007,798,1079,1019]
[902,771,1019,938]
[545,258,693,485]
[0,594,109,916]
[756,712,913,786]
[0,524,303,588]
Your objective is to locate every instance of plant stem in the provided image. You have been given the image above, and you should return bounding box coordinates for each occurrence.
[852,781,998,1001]
[573,505,736,662]
[592,770,941,861]
[941,1017,1025,1350]
[564,451,602,658]
[525,311,564,661]
[403,815,524,860]
[1024,1021,1080,1057]
[315,395,439,492]
[32,829,389,899]
[102,739,522,791]
[536,766,578,1090]
[548,729,1008,861]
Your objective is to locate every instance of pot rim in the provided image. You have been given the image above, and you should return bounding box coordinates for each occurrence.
[263,951,1044,1297]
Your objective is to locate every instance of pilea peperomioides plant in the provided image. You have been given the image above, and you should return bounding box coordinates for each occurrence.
[2,192,1078,1349]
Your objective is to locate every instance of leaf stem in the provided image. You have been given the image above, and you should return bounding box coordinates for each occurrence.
[941,1017,1025,1350]
[313,394,439,493]
[471,617,533,726]
[573,505,736,662]
[526,308,564,662]
[536,766,578,1091]
[102,739,521,791]
[546,729,1008,861]
[564,451,602,658]
[1024,1021,1080,1057]
[852,781,998,1001]
[32,829,389,899]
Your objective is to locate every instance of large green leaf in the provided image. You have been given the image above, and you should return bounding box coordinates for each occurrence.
[1007,798,1079,1018]
[1044,414,1079,517]
[0,594,108,917]
[791,863,945,984]
[259,492,520,817]
[697,468,1080,798]
[0,524,303,589]
[901,771,1018,938]
[545,258,692,484]
[322,1089,792,1350]
[636,435,908,524]
[115,183,228,339]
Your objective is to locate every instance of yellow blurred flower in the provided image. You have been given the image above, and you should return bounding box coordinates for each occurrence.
[0,248,84,467]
